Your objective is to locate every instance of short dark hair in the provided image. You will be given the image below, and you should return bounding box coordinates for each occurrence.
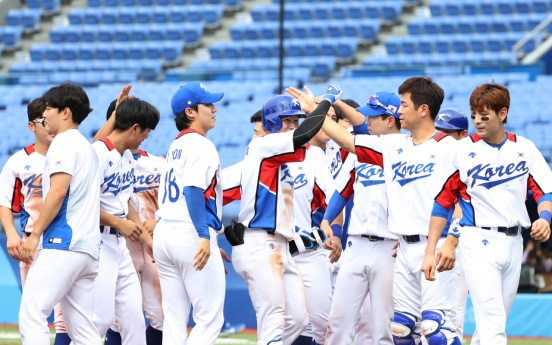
[250,110,262,123]
[106,99,117,121]
[469,82,510,124]
[114,98,160,131]
[174,104,199,131]
[398,77,444,121]
[42,82,93,125]
[380,114,401,130]
[27,97,46,122]
[335,99,360,122]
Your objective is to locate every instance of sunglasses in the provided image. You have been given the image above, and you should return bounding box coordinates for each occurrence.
[368,95,396,115]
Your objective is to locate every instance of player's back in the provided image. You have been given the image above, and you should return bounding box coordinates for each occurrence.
[238,130,306,240]
[132,150,165,221]
[0,145,45,234]
[42,129,101,258]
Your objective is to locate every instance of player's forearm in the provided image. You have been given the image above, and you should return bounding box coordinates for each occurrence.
[537,200,552,222]
[322,118,356,154]
[334,100,365,126]
[100,209,124,229]
[452,203,462,218]
[93,111,116,143]
[31,188,67,237]
[0,207,18,236]
[293,100,331,149]
[426,216,449,254]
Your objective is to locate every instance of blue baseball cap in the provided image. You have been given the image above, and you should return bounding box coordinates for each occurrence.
[356,92,400,118]
[171,82,224,116]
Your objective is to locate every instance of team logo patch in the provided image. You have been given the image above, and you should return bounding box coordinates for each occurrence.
[517,152,525,157]
[387,104,398,114]
[429,154,436,160]
[348,241,352,247]
[482,239,489,246]
[48,238,62,244]
[24,165,31,170]
[292,99,300,107]
[269,243,275,249]
[55,160,62,166]
[153,167,159,172]
[108,161,113,167]
[199,82,207,91]
[467,161,528,189]
[469,152,476,158]
[397,148,403,154]
[392,161,435,186]
[330,146,335,151]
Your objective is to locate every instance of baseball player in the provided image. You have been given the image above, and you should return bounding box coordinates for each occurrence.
[93,99,166,345]
[319,92,401,345]
[424,83,552,345]
[0,98,71,345]
[154,82,226,344]
[226,91,339,345]
[320,78,463,345]
[433,108,470,342]
[91,93,160,344]
[18,83,102,344]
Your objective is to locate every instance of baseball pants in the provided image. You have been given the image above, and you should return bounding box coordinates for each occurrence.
[460,226,523,345]
[293,248,333,344]
[354,293,372,344]
[19,249,100,345]
[393,236,460,337]
[326,236,395,345]
[93,232,146,345]
[111,240,164,333]
[453,246,469,342]
[232,231,308,345]
[154,223,225,345]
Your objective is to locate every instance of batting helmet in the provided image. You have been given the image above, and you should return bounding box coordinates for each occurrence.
[434,108,468,131]
[261,95,306,133]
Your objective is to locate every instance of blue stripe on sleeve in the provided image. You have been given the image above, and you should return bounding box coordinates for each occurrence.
[323,192,348,224]
[352,122,369,135]
[538,193,552,205]
[431,201,450,219]
[183,186,210,239]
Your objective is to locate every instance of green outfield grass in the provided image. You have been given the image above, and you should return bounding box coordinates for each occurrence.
[0,326,550,345]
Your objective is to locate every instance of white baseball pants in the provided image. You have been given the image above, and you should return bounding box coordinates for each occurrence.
[19,249,100,345]
[93,233,146,344]
[460,226,523,345]
[354,293,373,344]
[154,224,225,345]
[293,248,333,344]
[453,246,469,342]
[325,236,395,345]
[393,237,460,334]
[232,231,308,345]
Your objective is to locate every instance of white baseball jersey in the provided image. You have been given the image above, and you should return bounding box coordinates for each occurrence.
[430,133,552,227]
[335,153,397,239]
[156,129,223,233]
[93,137,135,219]
[0,144,45,234]
[238,130,306,240]
[222,160,243,206]
[289,144,335,231]
[130,150,165,221]
[326,139,345,179]
[354,131,456,236]
[41,129,101,259]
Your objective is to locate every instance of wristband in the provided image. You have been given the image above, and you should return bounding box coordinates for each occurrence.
[331,224,343,238]
[539,210,552,223]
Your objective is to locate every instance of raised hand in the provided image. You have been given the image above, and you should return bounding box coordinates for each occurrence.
[286,85,317,113]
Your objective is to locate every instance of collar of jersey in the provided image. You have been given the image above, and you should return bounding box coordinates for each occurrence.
[176,128,204,139]
[483,133,508,149]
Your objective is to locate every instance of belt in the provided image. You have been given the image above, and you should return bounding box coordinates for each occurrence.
[361,235,390,242]
[481,226,524,236]
[25,231,32,237]
[402,235,427,244]
[100,225,122,237]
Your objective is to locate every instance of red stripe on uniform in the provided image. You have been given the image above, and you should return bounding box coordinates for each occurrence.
[355,146,383,168]
[339,168,355,200]
[470,134,482,143]
[100,137,115,151]
[311,182,327,213]
[11,178,23,213]
[507,132,517,142]
[433,131,448,142]
[223,186,241,206]
[435,170,461,209]
[527,174,545,203]
[176,128,204,139]
[340,148,349,164]
[24,144,35,155]
[258,148,306,193]
[139,149,148,157]
[204,175,217,201]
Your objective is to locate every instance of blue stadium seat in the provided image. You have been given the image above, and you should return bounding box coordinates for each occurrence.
[42,0,61,14]
[514,1,531,13]
[163,41,184,63]
[327,22,342,38]
[435,39,450,54]
[129,42,146,59]
[481,2,496,15]
[385,39,400,55]
[532,1,549,13]
[297,4,314,21]
[119,8,136,24]
[360,21,380,42]
[348,3,366,20]
[418,37,433,54]
[487,36,504,52]
[101,8,117,24]
[1,27,22,48]
[452,37,469,53]
[491,18,510,33]
[497,1,514,14]
[407,20,423,35]
[458,18,473,34]
[112,43,128,59]
[68,9,86,25]
[50,27,65,43]
[240,41,256,59]
[79,44,95,60]
[115,26,131,42]
[429,3,444,16]
[84,8,101,25]
[149,24,166,41]
[401,39,416,54]
[170,7,186,23]
[104,0,119,7]
[247,24,263,40]
[136,8,153,24]
[61,45,78,60]
[321,39,336,56]
[95,43,112,59]
[444,3,461,16]
[474,19,491,34]
[333,3,348,20]
[441,18,456,34]
[423,22,439,35]
[294,22,309,39]
[82,26,98,42]
[470,36,486,53]
[6,10,21,27]
[98,26,114,42]
[315,4,332,20]
[462,2,478,15]
[45,46,60,61]
[510,15,527,32]
[21,9,41,32]
[311,23,326,38]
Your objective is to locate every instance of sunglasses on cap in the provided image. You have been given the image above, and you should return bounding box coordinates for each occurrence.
[368,95,396,116]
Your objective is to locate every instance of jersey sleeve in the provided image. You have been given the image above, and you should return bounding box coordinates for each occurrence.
[429,141,461,210]
[222,161,242,206]
[354,134,383,167]
[526,139,552,204]
[0,156,22,212]
[312,158,336,212]
[334,153,356,201]
[182,140,219,190]
[48,137,77,177]
[253,130,306,164]
[92,143,108,184]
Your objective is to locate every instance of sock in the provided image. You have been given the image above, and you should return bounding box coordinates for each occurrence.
[53,333,71,345]
[291,335,313,345]
[104,328,122,345]
[146,325,163,345]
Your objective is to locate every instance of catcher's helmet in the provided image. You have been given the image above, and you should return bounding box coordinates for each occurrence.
[261,95,307,133]
[434,108,468,131]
